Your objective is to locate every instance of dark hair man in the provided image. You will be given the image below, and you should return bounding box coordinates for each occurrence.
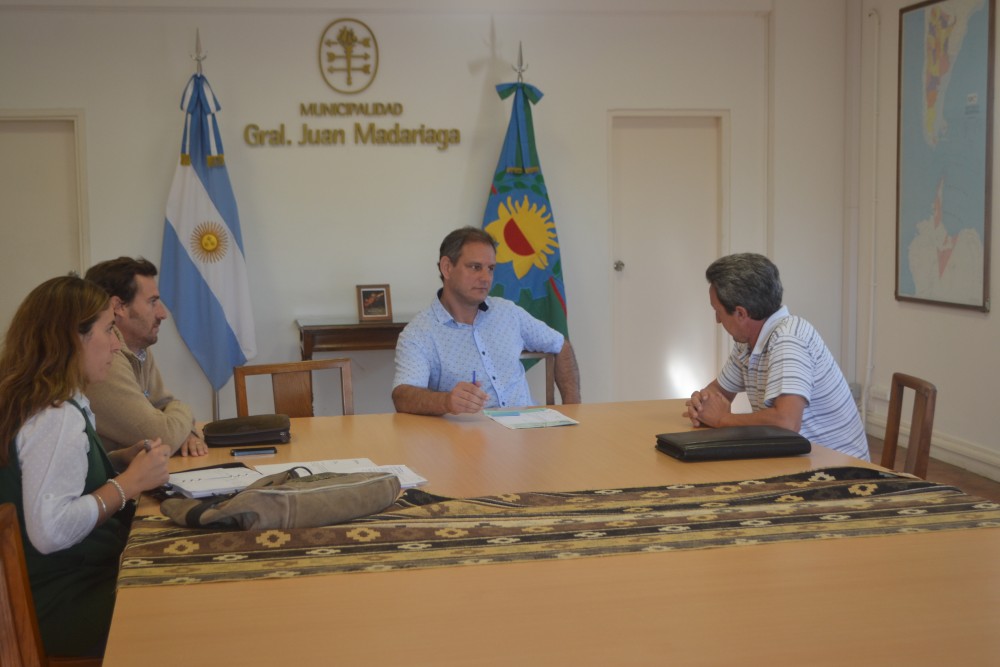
[683,253,869,460]
[84,257,207,457]
[392,227,581,415]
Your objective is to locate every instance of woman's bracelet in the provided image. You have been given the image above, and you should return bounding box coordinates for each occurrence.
[94,491,108,518]
[108,478,128,512]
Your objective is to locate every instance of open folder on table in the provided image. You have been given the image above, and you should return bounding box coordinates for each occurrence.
[483,407,579,429]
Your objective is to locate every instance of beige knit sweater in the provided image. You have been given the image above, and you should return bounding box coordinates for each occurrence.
[84,327,195,453]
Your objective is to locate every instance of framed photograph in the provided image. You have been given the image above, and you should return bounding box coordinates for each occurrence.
[356,284,392,322]
[895,0,993,311]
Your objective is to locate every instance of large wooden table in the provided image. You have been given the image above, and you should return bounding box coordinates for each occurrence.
[103,400,1000,666]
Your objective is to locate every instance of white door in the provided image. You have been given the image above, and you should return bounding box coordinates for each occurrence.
[611,114,724,401]
[0,116,86,336]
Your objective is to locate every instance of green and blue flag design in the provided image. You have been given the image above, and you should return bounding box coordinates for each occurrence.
[482,82,568,339]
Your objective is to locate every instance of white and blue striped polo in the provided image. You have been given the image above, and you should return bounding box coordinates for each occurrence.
[717,306,870,460]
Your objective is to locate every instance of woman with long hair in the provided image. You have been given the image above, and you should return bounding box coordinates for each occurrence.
[0,275,171,657]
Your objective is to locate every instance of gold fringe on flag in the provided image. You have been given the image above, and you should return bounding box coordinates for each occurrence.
[505,166,540,175]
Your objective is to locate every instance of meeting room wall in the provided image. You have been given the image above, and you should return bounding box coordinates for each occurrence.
[855,0,1000,481]
[0,1,853,428]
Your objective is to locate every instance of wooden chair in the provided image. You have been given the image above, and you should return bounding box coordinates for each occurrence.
[0,503,102,667]
[880,373,937,479]
[520,352,556,405]
[234,358,354,418]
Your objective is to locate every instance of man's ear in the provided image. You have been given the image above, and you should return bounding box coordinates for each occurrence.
[110,295,126,317]
[439,257,453,280]
[733,305,750,321]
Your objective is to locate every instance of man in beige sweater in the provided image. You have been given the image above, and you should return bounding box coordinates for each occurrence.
[84,257,208,457]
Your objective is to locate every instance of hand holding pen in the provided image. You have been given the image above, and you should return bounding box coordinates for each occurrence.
[446,370,489,414]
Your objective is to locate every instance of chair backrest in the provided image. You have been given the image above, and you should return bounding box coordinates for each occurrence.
[1,503,104,667]
[0,503,46,667]
[520,352,556,405]
[233,358,354,418]
[880,372,937,479]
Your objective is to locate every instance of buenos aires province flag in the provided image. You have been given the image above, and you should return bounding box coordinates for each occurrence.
[160,73,256,391]
[482,82,568,339]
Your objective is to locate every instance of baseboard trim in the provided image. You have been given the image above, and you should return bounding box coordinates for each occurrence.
[867,415,1000,483]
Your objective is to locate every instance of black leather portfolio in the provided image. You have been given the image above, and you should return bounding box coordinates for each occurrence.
[655,425,811,462]
[203,414,291,447]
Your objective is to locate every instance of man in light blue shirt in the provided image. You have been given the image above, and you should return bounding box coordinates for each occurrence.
[683,253,870,460]
[392,227,581,415]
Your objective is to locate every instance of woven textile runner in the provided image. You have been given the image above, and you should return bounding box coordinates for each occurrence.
[118,466,1000,588]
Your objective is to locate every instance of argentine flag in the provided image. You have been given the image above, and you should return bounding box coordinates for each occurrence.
[161,73,256,391]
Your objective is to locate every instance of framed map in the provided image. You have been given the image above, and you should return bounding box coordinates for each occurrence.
[896,0,994,311]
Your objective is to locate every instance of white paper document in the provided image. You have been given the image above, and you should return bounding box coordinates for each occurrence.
[167,466,264,499]
[254,458,428,489]
[364,464,429,489]
[483,407,579,429]
[254,458,377,476]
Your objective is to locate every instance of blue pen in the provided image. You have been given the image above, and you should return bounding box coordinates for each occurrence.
[472,371,476,384]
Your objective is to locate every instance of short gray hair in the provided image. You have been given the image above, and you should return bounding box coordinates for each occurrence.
[705,253,782,320]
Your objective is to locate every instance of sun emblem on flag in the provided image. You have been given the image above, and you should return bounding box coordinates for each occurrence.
[190,222,228,263]
[485,195,559,279]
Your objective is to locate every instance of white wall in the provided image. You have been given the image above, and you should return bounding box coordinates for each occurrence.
[771,0,849,360]
[858,0,1000,478]
[6,0,997,480]
[1,0,862,451]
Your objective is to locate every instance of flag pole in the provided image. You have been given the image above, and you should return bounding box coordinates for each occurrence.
[191,29,219,421]
[164,30,255,422]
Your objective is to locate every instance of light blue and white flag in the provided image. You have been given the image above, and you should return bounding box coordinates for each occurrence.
[160,73,256,391]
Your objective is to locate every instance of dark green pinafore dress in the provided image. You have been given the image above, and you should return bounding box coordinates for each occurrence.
[0,399,133,657]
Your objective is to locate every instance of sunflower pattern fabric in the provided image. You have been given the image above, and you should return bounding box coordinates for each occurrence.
[482,82,569,340]
[118,467,1000,588]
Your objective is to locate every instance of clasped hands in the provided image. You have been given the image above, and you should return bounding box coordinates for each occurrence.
[683,387,732,427]
[447,381,489,415]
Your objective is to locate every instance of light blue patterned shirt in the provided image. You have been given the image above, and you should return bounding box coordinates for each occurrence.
[717,306,870,461]
[393,293,564,409]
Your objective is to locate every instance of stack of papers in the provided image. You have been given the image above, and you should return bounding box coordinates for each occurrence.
[255,458,429,489]
[483,407,579,429]
[167,465,263,499]
[166,458,429,498]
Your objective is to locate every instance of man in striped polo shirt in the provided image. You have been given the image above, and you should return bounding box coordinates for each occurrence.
[683,253,870,460]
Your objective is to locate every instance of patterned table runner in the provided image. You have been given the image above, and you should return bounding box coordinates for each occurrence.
[118,466,1000,588]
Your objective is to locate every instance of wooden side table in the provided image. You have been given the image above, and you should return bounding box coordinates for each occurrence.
[296,317,407,360]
